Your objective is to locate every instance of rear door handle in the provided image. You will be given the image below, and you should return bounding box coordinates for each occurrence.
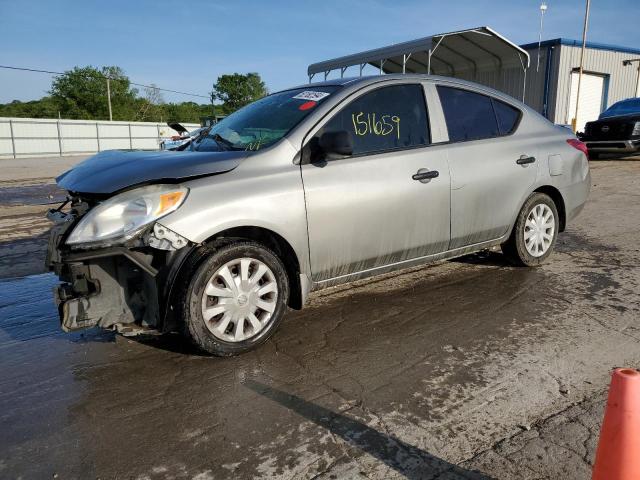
[412,169,439,182]
[516,155,536,165]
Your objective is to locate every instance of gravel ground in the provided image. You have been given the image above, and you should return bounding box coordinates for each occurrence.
[461,391,607,479]
[0,154,638,479]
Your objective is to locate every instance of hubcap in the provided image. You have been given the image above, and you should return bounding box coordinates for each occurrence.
[201,257,278,342]
[524,203,555,257]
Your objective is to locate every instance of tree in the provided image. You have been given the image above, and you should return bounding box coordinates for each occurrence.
[0,97,59,118]
[162,101,215,123]
[135,83,165,122]
[212,73,267,113]
[49,66,138,120]
[0,66,266,122]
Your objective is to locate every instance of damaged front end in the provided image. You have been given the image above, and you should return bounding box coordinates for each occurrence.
[46,187,193,336]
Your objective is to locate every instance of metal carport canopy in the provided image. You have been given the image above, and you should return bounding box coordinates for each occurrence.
[307,26,530,100]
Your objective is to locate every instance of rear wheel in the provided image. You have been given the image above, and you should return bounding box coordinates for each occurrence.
[181,241,289,356]
[502,192,559,267]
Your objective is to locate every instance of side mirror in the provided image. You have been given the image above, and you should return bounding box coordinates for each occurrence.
[318,130,353,158]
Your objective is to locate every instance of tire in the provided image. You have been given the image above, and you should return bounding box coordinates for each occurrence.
[502,192,559,267]
[180,241,289,356]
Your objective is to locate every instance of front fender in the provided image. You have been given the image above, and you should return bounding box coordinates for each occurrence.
[159,156,311,281]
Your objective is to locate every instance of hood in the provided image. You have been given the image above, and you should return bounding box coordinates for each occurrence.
[57,149,247,195]
[596,112,640,122]
[168,122,188,134]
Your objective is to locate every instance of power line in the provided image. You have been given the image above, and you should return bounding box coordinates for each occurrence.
[0,64,210,99]
[0,65,62,76]
[130,82,210,99]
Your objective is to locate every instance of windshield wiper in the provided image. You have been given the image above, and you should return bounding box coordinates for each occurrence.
[212,133,238,151]
[195,126,212,141]
[176,126,211,151]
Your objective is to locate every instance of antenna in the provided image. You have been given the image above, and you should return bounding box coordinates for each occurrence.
[537,1,548,72]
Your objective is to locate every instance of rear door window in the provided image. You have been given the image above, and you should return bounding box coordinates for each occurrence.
[437,86,499,142]
[318,84,430,156]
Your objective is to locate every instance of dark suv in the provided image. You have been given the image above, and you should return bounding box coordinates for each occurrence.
[580,98,640,158]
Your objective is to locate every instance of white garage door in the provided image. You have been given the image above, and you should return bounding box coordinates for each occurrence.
[566,72,605,133]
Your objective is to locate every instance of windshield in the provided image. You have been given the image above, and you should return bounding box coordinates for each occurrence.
[191,85,340,152]
[599,98,640,119]
[188,127,205,137]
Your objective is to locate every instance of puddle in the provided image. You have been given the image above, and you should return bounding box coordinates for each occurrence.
[0,273,110,344]
[0,273,60,340]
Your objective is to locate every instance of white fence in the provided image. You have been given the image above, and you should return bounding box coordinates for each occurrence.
[0,117,200,159]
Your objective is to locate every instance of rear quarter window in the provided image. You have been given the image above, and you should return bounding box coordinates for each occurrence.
[492,99,521,135]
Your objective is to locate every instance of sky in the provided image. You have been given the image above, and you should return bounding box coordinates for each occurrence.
[0,0,638,104]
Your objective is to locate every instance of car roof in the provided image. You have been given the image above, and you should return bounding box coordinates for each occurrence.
[286,74,451,90]
[282,74,527,108]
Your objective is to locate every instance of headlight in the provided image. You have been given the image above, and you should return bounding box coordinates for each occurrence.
[632,121,640,136]
[66,184,188,246]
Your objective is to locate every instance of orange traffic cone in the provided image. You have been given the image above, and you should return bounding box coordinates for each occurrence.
[592,368,640,480]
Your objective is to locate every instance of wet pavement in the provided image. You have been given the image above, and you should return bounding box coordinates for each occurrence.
[0,183,65,206]
[0,155,82,280]
[0,160,639,479]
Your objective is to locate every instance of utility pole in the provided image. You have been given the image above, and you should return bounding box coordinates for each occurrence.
[622,58,640,96]
[210,84,216,125]
[106,77,113,121]
[537,1,548,72]
[572,0,591,133]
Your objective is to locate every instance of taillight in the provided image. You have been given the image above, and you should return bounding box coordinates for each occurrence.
[567,138,589,159]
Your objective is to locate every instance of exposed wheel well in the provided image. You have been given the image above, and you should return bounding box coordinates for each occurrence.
[201,226,303,310]
[534,186,566,232]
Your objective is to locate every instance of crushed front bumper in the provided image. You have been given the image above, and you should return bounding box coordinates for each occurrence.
[46,212,190,335]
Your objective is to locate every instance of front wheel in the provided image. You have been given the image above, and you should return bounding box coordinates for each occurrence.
[502,192,559,267]
[181,241,289,356]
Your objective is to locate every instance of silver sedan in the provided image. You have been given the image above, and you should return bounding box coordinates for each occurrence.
[48,75,590,355]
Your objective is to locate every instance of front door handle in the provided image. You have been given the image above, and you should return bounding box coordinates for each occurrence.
[412,169,439,183]
[516,155,536,165]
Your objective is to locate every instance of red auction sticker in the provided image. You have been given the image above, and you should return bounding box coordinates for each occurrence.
[298,101,317,111]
